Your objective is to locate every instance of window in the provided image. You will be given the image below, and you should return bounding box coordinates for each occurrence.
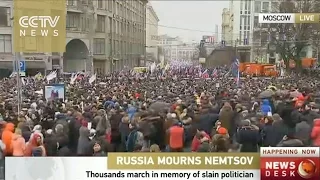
[94,38,105,54]
[96,15,105,32]
[67,0,76,6]
[98,0,103,9]
[262,2,269,12]
[254,1,261,12]
[0,35,12,53]
[271,2,278,12]
[0,7,10,27]
[67,13,80,28]
[254,16,259,27]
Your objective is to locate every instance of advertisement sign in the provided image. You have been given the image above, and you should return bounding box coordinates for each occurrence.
[43,84,65,101]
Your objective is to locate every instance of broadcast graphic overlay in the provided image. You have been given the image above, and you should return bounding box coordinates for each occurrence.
[13,0,66,52]
[5,153,261,180]
[260,147,320,180]
[259,13,320,23]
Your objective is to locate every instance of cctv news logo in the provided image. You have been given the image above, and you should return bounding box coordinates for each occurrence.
[19,16,60,37]
[260,147,320,180]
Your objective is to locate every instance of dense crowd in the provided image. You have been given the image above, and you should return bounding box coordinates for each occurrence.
[0,68,319,159]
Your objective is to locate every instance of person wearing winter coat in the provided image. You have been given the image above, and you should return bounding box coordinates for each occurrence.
[54,124,69,151]
[1,122,14,155]
[24,133,44,156]
[77,126,92,156]
[44,129,58,156]
[93,141,106,156]
[236,120,261,152]
[219,102,234,132]
[295,117,312,146]
[95,109,111,136]
[311,119,320,146]
[261,99,272,116]
[277,129,304,147]
[126,123,144,152]
[119,115,130,151]
[11,128,26,156]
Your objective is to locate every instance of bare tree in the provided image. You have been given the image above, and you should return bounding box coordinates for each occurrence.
[270,0,320,68]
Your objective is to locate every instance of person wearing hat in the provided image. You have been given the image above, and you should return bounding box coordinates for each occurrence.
[236,120,261,152]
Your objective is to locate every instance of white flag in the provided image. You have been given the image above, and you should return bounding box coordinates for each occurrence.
[46,70,57,82]
[89,73,96,84]
[9,72,17,78]
[21,77,26,85]
[150,62,156,74]
[70,73,77,84]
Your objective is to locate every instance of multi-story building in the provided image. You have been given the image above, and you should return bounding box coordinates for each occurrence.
[158,34,198,62]
[226,0,313,63]
[145,2,159,65]
[0,0,147,76]
[221,8,233,47]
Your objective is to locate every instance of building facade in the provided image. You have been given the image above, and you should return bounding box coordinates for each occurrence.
[221,8,232,47]
[226,0,313,63]
[158,34,198,62]
[145,2,159,65]
[0,0,147,76]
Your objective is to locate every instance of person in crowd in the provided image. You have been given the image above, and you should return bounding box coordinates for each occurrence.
[11,128,26,156]
[311,119,320,147]
[1,122,14,156]
[236,120,261,152]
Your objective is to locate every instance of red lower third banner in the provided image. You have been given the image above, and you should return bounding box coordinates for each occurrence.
[260,147,320,180]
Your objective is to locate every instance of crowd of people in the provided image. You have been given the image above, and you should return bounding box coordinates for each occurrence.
[0,67,319,159]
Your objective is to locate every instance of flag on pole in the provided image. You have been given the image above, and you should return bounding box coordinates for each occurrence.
[89,73,97,84]
[21,77,26,85]
[150,62,156,74]
[204,36,215,44]
[9,72,17,78]
[201,69,209,78]
[212,68,218,77]
[70,73,77,84]
[34,72,43,80]
[46,70,57,82]
[231,58,240,86]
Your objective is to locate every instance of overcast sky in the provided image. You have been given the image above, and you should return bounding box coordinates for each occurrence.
[151,1,229,43]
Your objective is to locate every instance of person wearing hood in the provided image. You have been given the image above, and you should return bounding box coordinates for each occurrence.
[127,104,137,121]
[236,119,261,152]
[311,119,320,147]
[219,102,234,133]
[29,124,44,144]
[261,99,272,116]
[77,126,92,156]
[191,130,210,152]
[31,133,46,156]
[54,124,69,153]
[11,128,25,156]
[44,129,58,156]
[1,122,14,155]
[24,132,43,156]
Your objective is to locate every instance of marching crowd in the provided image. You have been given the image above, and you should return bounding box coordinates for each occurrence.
[0,67,319,159]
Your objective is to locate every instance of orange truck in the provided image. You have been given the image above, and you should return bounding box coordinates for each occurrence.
[239,62,278,77]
